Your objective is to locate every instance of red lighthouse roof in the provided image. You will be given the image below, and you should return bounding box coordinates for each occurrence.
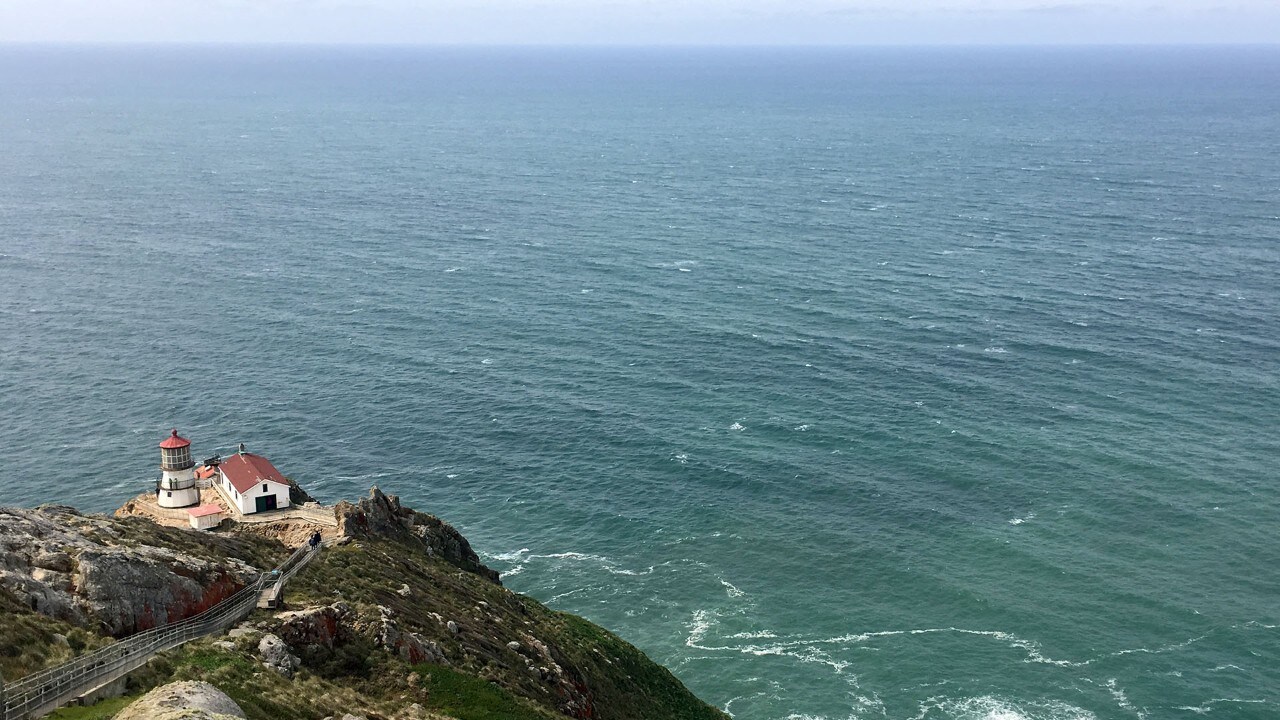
[159,429,191,449]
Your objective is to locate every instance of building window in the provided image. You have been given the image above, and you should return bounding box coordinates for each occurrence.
[166,491,172,498]
[262,484,268,493]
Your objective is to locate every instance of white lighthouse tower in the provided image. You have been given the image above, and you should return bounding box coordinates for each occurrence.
[157,429,199,508]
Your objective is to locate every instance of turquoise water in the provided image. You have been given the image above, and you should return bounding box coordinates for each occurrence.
[2,46,1278,719]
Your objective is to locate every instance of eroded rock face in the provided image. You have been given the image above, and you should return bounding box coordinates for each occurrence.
[366,605,447,665]
[275,602,354,649]
[258,633,301,678]
[335,487,500,584]
[518,632,592,718]
[114,680,247,720]
[77,546,255,635]
[268,602,447,666]
[0,506,259,636]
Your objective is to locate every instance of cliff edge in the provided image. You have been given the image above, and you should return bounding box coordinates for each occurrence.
[0,489,727,720]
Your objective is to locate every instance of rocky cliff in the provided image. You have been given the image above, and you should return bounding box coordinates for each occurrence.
[0,489,728,720]
[0,505,279,637]
[334,487,500,584]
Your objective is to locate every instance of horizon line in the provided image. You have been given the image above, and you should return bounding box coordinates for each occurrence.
[3,40,1279,49]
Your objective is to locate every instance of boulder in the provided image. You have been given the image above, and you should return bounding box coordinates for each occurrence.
[258,633,301,678]
[274,602,353,650]
[113,680,246,720]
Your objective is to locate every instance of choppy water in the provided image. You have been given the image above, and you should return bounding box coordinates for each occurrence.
[2,45,1279,720]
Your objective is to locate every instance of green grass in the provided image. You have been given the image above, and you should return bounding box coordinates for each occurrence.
[554,613,730,720]
[43,694,139,720]
[287,537,728,720]
[0,588,113,679]
[411,664,560,720]
[160,640,413,720]
[179,648,257,674]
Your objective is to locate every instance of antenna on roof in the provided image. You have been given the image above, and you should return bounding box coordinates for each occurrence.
[238,443,246,455]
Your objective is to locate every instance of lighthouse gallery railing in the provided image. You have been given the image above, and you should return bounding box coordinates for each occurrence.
[2,543,316,720]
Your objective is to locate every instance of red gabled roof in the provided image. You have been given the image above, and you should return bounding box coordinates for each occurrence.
[187,504,223,518]
[159,429,191,449]
[219,452,288,494]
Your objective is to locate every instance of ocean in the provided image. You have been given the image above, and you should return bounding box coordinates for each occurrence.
[1,45,1278,719]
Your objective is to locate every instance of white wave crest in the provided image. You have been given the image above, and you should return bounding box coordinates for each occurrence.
[489,549,654,576]
[332,471,396,482]
[487,547,531,563]
[911,695,1097,720]
[1175,698,1268,715]
[687,609,717,646]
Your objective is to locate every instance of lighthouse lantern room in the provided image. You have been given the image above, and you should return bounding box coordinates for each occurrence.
[157,429,200,508]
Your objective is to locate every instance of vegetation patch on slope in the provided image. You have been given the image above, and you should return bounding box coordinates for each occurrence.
[0,587,113,679]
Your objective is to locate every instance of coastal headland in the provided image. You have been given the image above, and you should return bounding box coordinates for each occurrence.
[0,485,728,720]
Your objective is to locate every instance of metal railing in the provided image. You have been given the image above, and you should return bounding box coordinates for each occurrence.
[291,504,339,527]
[231,505,338,528]
[1,543,320,720]
[276,544,318,587]
[258,544,320,610]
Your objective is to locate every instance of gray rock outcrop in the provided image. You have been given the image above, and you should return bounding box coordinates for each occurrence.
[368,605,446,665]
[258,632,301,678]
[269,601,447,666]
[335,487,500,584]
[113,680,246,720]
[0,506,260,635]
[275,601,354,649]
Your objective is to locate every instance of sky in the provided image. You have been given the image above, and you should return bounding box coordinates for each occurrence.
[1,0,1278,45]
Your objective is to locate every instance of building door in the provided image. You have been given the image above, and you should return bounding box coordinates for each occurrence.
[255,494,278,513]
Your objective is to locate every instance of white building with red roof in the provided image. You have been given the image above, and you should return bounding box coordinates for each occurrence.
[215,446,293,515]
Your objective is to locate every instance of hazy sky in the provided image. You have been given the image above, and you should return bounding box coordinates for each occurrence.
[2,0,1278,45]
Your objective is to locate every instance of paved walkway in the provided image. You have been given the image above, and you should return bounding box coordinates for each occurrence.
[122,489,338,529]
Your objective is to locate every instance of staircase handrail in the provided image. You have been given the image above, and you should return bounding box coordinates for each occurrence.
[2,574,266,720]
[4,575,264,697]
[3,541,320,720]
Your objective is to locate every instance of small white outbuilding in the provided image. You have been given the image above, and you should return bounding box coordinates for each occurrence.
[187,504,224,531]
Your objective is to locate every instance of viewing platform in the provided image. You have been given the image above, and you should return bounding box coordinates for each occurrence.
[116,486,339,541]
